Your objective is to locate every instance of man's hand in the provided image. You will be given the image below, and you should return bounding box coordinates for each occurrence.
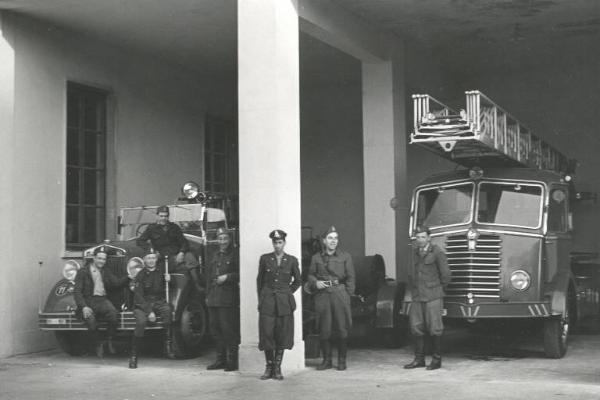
[164,273,171,282]
[176,251,185,264]
[216,274,227,285]
[82,307,93,319]
[315,280,328,290]
[148,312,156,323]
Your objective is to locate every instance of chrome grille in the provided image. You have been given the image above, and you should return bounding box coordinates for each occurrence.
[445,233,501,298]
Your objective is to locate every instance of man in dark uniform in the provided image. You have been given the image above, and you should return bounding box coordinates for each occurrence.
[136,205,202,291]
[205,227,240,371]
[128,251,175,369]
[307,226,355,371]
[256,229,301,380]
[404,225,451,371]
[73,246,129,357]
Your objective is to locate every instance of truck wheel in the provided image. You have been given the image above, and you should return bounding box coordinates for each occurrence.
[543,309,569,359]
[172,304,207,358]
[55,332,88,356]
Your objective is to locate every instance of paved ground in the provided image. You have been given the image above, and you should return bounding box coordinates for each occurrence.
[2,326,600,400]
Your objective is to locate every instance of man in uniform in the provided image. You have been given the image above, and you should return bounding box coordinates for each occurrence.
[307,226,355,371]
[256,229,301,380]
[404,225,451,371]
[136,205,202,291]
[73,246,129,357]
[128,251,175,369]
[205,227,240,371]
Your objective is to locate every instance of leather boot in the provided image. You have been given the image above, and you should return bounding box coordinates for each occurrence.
[95,342,104,358]
[426,335,442,370]
[272,349,284,380]
[337,338,347,371]
[260,350,274,380]
[106,337,117,355]
[224,345,239,371]
[206,345,227,370]
[404,335,426,369]
[316,340,332,370]
[128,336,138,369]
[164,330,176,360]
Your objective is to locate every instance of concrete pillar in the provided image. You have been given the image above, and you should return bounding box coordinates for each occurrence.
[0,12,15,358]
[362,46,409,280]
[237,0,303,373]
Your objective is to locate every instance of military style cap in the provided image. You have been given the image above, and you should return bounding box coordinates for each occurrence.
[269,229,287,240]
[93,246,108,255]
[414,225,431,235]
[323,225,337,237]
[156,205,169,214]
[216,227,231,237]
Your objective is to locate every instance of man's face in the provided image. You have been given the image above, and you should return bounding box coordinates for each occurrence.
[157,212,169,225]
[272,239,285,253]
[217,233,231,251]
[94,253,107,268]
[415,232,430,248]
[323,232,339,252]
[144,254,158,269]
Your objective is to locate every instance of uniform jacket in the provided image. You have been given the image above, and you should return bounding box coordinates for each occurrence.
[256,252,301,317]
[408,243,451,302]
[73,264,128,310]
[307,249,355,295]
[205,247,239,307]
[133,267,167,314]
[136,222,190,257]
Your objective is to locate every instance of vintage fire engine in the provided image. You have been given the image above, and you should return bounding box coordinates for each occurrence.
[403,90,600,358]
[38,182,237,358]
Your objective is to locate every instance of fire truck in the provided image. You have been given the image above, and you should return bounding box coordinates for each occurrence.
[402,90,600,358]
[38,183,237,358]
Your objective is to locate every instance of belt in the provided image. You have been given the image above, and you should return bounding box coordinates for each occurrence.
[322,279,340,287]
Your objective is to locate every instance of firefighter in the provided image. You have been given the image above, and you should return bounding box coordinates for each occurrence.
[128,251,175,369]
[307,226,355,371]
[404,225,451,371]
[256,229,302,380]
[205,227,240,371]
[136,205,202,291]
[73,246,129,357]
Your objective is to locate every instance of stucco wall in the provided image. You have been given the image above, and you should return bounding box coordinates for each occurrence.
[0,12,234,357]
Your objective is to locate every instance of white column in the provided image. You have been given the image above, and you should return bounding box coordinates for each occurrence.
[362,46,409,280]
[0,12,16,357]
[238,0,303,372]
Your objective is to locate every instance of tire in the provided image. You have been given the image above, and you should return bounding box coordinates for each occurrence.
[172,304,207,358]
[543,306,570,359]
[55,331,88,356]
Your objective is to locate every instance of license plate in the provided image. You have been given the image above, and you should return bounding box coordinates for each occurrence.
[442,309,447,316]
[46,318,68,325]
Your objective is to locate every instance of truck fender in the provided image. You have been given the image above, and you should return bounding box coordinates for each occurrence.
[545,271,575,316]
[375,280,405,329]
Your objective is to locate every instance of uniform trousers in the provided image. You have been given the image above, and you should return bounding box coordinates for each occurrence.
[133,300,172,337]
[409,298,444,337]
[81,296,119,337]
[208,307,240,346]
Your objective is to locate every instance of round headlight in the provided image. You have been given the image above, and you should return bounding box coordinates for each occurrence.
[62,260,81,281]
[510,270,531,291]
[181,181,200,199]
[126,257,144,279]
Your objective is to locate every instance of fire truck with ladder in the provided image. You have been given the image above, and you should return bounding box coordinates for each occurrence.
[401,90,600,358]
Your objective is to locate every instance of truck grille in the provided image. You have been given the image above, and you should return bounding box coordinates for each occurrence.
[444,233,501,299]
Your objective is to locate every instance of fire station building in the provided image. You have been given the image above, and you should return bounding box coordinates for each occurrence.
[1,0,599,372]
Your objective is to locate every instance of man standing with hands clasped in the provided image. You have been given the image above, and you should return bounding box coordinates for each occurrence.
[404,225,451,371]
[256,229,301,380]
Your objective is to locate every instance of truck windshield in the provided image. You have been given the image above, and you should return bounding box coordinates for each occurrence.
[416,183,473,228]
[476,182,543,228]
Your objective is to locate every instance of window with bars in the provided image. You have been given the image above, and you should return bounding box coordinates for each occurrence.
[65,83,107,249]
[205,116,237,194]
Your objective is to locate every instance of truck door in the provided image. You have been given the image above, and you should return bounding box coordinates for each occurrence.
[544,185,571,282]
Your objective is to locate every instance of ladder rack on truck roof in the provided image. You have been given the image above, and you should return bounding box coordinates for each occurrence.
[411,90,570,173]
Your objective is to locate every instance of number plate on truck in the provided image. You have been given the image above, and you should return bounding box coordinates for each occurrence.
[46,318,68,325]
[442,309,447,316]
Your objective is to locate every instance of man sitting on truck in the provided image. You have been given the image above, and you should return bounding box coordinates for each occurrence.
[128,250,176,369]
[136,205,202,292]
[73,246,129,357]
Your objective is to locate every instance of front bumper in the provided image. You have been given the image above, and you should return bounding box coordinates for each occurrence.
[38,312,166,331]
[401,300,556,319]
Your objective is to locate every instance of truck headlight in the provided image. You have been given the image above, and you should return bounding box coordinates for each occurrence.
[62,260,81,281]
[182,181,200,199]
[510,270,531,291]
